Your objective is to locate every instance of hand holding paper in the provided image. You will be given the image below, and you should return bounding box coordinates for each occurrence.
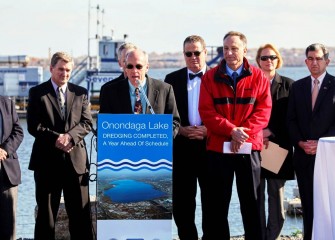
[231,127,250,144]
[223,141,252,154]
[260,141,288,174]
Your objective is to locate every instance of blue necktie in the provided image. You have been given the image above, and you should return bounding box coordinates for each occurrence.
[232,72,238,88]
[189,72,203,80]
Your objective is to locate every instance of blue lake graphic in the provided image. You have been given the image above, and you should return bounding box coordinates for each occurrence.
[105,179,166,203]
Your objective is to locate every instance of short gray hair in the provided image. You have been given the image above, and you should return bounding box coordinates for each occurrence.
[117,42,137,61]
[305,43,329,60]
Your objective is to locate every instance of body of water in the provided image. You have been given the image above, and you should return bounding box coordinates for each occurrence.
[105,179,166,203]
[16,66,335,238]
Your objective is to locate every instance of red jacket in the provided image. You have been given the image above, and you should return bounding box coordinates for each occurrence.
[199,58,272,153]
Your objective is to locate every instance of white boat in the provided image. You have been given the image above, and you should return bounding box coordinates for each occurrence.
[284,185,302,215]
[69,35,127,112]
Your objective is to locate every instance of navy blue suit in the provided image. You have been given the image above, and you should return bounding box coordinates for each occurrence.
[287,72,335,240]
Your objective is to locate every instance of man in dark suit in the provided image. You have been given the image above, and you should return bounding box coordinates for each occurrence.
[0,96,24,240]
[287,43,335,240]
[99,42,137,106]
[27,52,94,240]
[99,48,180,137]
[164,35,210,240]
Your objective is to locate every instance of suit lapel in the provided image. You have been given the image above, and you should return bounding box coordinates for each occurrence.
[119,80,133,113]
[46,80,63,117]
[0,102,4,143]
[66,84,75,120]
[146,77,158,113]
[181,68,189,118]
[313,73,334,111]
[303,77,313,112]
[271,74,281,98]
[109,79,132,113]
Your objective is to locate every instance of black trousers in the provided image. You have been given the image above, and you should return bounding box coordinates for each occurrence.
[172,137,208,240]
[202,150,263,240]
[33,156,93,240]
[294,154,315,240]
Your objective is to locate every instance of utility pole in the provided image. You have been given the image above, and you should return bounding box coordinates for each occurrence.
[88,0,91,70]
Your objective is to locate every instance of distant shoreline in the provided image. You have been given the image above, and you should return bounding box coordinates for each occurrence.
[24,46,335,69]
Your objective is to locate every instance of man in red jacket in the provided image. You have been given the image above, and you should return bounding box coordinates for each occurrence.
[199,31,272,240]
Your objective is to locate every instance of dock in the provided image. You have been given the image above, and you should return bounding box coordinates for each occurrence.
[284,185,302,216]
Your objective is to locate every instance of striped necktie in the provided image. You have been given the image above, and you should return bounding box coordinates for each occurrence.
[57,87,66,119]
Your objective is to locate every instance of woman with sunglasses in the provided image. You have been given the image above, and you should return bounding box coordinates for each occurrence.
[256,43,295,240]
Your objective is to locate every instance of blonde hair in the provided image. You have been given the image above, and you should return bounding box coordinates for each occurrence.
[256,43,283,69]
[50,52,73,67]
[183,35,206,51]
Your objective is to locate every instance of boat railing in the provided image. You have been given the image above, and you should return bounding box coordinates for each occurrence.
[70,56,89,85]
[206,46,223,67]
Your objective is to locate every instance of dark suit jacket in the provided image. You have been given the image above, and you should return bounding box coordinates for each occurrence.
[287,72,335,165]
[99,73,125,106]
[164,67,209,127]
[0,96,24,185]
[99,75,180,137]
[164,66,210,143]
[27,80,93,174]
[164,66,209,172]
[261,73,295,180]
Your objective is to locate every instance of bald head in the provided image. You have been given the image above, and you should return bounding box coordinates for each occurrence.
[124,49,149,86]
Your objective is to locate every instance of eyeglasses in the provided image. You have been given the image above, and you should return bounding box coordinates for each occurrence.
[126,64,144,70]
[184,50,203,57]
[307,57,324,62]
[260,55,278,61]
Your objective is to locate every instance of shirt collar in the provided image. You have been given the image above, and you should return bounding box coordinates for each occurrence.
[51,80,67,93]
[226,65,243,77]
[311,71,326,86]
[128,77,147,94]
[187,66,206,76]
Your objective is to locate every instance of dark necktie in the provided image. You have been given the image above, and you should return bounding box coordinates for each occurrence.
[134,88,143,114]
[232,71,238,88]
[189,72,203,80]
[312,79,319,110]
[57,87,66,119]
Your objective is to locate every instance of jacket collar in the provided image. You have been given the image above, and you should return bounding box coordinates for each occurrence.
[214,57,252,84]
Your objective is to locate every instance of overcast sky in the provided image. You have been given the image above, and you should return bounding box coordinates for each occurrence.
[1,0,335,58]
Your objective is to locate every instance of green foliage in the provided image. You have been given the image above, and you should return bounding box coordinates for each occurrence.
[291,229,303,236]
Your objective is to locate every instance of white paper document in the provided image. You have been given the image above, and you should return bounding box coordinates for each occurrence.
[223,142,252,154]
[260,141,288,174]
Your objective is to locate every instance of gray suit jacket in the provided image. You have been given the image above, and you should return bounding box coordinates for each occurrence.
[0,96,24,185]
[99,75,180,137]
[27,79,93,173]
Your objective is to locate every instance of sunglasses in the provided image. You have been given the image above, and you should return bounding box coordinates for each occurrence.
[184,50,203,57]
[260,55,278,61]
[126,64,144,70]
